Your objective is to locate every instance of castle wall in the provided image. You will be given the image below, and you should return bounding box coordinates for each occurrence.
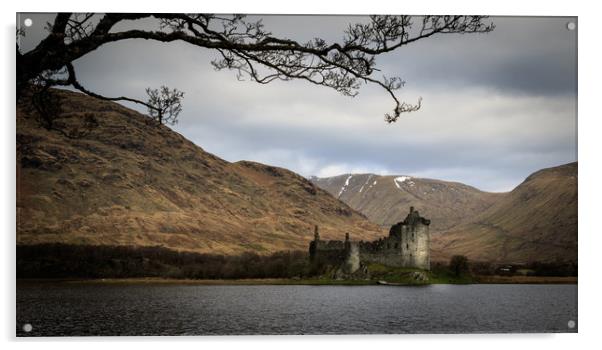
[342,243,360,274]
[309,240,347,263]
[398,223,430,270]
[359,236,405,267]
[309,207,430,271]
[414,224,430,270]
[359,251,404,267]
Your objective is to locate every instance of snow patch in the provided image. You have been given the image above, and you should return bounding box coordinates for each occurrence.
[338,175,353,197]
[394,176,412,190]
[395,176,412,183]
[359,175,373,193]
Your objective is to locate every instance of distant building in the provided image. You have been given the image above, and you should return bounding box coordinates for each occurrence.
[309,207,431,272]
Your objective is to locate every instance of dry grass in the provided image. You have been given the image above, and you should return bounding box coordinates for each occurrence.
[431,162,577,263]
[17,89,385,255]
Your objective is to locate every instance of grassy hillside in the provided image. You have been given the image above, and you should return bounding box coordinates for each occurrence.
[431,162,577,263]
[17,89,385,255]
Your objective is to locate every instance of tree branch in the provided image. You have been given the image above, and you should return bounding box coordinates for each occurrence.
[17,14,494,122]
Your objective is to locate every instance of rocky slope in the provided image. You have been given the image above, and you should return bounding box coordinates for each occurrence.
[16,89,384,255]
[430,162,577,263]
[310,174,503,232]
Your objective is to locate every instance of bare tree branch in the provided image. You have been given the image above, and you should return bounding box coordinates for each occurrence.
[17,13,494,123]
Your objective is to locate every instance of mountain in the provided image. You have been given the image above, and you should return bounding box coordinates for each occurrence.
[310,174,503,232]
[430,162,577,263]
[311,163,578,264]
[16,89,384,255]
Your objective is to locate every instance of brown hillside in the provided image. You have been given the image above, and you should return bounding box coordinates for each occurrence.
[16,89,384,255]
[430,162,577,263]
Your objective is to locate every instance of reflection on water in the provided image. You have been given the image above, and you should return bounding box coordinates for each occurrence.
[16,283,577,336]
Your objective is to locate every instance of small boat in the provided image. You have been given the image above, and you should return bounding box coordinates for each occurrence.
[377,280,405,286]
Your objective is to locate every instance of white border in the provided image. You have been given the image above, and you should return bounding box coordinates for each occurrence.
[3,0,601,349]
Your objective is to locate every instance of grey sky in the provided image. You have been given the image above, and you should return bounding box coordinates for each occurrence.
[19,15,577,192]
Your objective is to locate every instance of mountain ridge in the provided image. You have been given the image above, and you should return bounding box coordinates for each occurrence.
[310,173,504,233]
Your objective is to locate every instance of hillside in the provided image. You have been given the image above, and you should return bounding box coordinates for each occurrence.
[310,174,503,232]
[312,163,577,264]
[430,162,577,263]
[16,89,384,255]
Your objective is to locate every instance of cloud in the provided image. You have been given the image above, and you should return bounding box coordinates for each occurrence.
[374,16,577,96]
[19,14,578,192]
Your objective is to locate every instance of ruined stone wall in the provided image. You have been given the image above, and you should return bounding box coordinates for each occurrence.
[309,207,431,272]
[357,219,430,270]
[309,240,347,264]
[413,224,430,270]
[359,236,404,267]
[342,242,360,274]
[359,251,404,267]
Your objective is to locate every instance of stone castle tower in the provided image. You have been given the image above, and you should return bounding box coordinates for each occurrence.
[387,206,431,270]
[309,207,431,272]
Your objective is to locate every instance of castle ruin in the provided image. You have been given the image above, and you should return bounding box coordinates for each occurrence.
[309,207,431,273]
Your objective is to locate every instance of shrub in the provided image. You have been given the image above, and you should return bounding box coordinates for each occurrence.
[449,255,470,277]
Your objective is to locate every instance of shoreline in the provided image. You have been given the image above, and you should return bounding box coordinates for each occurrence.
[474,275,577,284]
[16,276,577,286]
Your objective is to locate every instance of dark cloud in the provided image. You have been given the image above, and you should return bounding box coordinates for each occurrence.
[375,17,577,96]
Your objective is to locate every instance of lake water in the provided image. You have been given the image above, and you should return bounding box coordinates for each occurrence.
[16,282,577,336]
